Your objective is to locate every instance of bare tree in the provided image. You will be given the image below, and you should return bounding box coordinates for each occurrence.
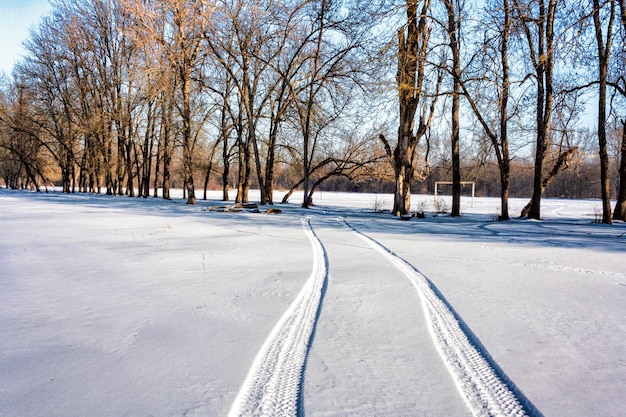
[614,120,626,220]
[518,91,583,216]
[593,0,616,224]
[513,0,558,220]
[442,0,463,217]
[202,65,236,201]
[612,0,626,220]
[281,126,386,204]
[124,0,210,204]
[0,79,49,191]
[384,0,440,217]
[279,0,375,208]
[19,10,85,193]
[204,0,271,204]
[461,0,514,220]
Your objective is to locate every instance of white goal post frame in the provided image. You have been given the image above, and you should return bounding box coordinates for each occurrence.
[434,181,475,208]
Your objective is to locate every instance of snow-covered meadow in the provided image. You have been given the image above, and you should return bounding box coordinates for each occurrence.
[1,188,625,417]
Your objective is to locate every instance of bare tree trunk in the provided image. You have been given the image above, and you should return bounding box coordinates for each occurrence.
[153,94,164,199]
[516,0,558,220]
[593,0,615,224]
[160,88,174,200]
[222,140,230,201]
[392,0,434,216]
[116,135,125,195]
[242,137,251,204]
[104,125,114,195]
[460,0,512,220]
[125,133,134,197]
[162,125,172,200]
[281,178,305,203]
[392,127,417,216]
[153,132,161,198]
[221,104,230,202]
[203,161,213,200]
[520,147,578,217]
[236,142,244,204]
[235,100,245,204]
[203,140,219,200]
[263,145,276,205]
[444,0,462,217]
[500,172,510,220]
[300,0,328,209]
[181,74,196,205]
[499,0,512,220]
[140,101,156,198]
[613,121,626,220]
[613,0,626,220]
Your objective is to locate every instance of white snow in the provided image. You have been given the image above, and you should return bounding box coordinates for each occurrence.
[1,189,625,417]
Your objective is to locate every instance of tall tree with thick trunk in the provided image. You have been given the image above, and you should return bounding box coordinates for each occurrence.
[443,0,463,217]
[514,0,558,219]
[614,120,626,220]
[612,0,626,220]
[392,0,438,216]
[593,0,615,224]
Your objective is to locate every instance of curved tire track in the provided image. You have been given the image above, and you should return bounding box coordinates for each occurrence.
[228,218,328,417]
[343,219,542,417]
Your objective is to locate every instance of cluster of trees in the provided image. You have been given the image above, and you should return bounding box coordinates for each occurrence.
[0,0,385,207]
[1,0,625,224]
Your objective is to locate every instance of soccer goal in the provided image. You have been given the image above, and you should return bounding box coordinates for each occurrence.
[434,181,475,208]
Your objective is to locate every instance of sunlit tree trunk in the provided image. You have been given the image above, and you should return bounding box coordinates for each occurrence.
[393,0,435,216]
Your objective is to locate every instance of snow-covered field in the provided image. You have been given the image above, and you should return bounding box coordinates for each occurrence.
[1,188,625,417]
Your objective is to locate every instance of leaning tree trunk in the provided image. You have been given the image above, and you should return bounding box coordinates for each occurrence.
[281,177,305,204]
[521,147,577,217]
[203,141,219,200]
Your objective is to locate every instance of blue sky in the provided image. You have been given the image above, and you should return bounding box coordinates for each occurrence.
[0,0,51,75]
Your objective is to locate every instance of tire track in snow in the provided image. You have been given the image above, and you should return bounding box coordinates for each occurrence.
[343,219,542,417]
[228,218,328,417]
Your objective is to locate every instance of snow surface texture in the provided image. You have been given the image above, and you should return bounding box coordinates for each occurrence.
[228,218,328,416]
[344,219,536,417]
[1,189,625,417]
